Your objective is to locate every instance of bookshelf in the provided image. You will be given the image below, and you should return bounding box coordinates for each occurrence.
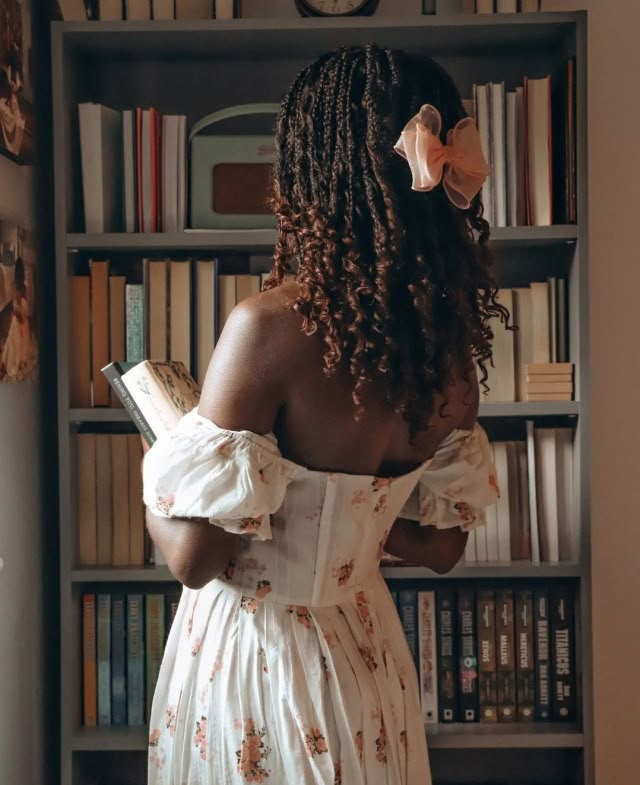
[52,11,590,785]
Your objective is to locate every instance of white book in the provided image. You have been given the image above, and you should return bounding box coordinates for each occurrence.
[141,110,153,234]
[122,110,136,233]
[516,441,532,561]
[505,442,520,560]
[418,592,438,724]
[535,429,560,563]
[530,282,551,364]
[215,0,234,17]
[475,0,494,11]
[177,116,187,232]
[475,517,488,562]
[496,0,516,9]
[162,115,180,234]
[526,421,541,564]
[125,0,152,18]
[196,260,217,389]
[153,0,175,18]
[176,0,212,17]
[493,442,511,562]
[526,75,552,226]
[486,288,515,401]
[58,0,88,19]
[512,287,533,401]
[99,0,124,18]
[169,261,192,372]
[489,82,506,227]
[548,276,557,363]
[485,445,500,561]
[464,528,477,563]
[555,428,576,562]
[506,91,517,227]
[474,84,493,226]
[79,103,122,233]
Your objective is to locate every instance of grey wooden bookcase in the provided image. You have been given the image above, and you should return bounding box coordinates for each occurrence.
[52,11,590,785]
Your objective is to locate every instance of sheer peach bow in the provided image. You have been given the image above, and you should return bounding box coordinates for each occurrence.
[393,104,491,209]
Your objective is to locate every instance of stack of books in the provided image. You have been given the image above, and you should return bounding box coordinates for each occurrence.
[78,103,187,234]
[59,0,234,21]
[391,584,576,724]
[82,591,180,727]
[525,362,574,402]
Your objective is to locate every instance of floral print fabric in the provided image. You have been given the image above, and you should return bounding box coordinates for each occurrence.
[143,415,498,784]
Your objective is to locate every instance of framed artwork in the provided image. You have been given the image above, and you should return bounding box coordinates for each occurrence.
[0,220,37,383]
[0,0,32,165]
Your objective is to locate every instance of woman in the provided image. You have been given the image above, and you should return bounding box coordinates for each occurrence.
[143,45,505,785]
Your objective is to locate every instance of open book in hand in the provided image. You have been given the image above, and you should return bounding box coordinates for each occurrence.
[102,360,200,445]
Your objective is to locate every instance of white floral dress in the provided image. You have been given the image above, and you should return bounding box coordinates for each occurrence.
[143,409,498,785]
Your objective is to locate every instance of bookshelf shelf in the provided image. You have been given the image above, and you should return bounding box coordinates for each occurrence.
[71,567,175,582]
[71,724,584,752]
[66,225,578,253]
[381,563,582,580]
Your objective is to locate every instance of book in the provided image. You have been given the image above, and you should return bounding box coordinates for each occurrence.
[526,362,573,375]
[474,84,493,225]
[161,115,180,232]
[457,588,478,722]
[82,593,97,727]
[485,482,500,562]
[556,278,568,363]
[95,435,113,565]
[418,591,438,724]
[175,0,212,16]
[475,0,494,12]
[146,259,168,361]
[526,393,572,401]
[521,0,539,9]
[506,91,517,226]
[515,589,535,720]
[489,82,506,227]
[464,528,477,563]
[512,287,533,401]
[534,588,551,720]
[146,594,166,722]
[111,435,130,567]
[77,434,98,566]
[177,116,188,232]
[196,259,218,388]
[169,260,192,372]
[493,442,511,562]
[126,594,145,725]
[141,110,153,232]
[103,360,200,445]
[122,110,136,232]
[548,276,557,363]
[535,428,560,562]
[526,421,541,564]
[126,284,144,364]
[78,103,123,233]
[215,0,235,17]
[111,593,127,725]
[526,382,573,394]
[97,593,112,726]
[496,589,516,722]
[436,589,458,722]
[475,516,488,562]
[151,108,161,232]
[58,0,88,19]
[90,260,111,406]
[496,0,516,10]
[477,590,497,722]
[525,75,552,226]
[125,0,151,19]
[398,590,419,671]
[70,276,91,407]
[551,585,576,721]
[99,0,123,20]
[236,274,261,303]
[556,428,576,562]
[127,435,146,566]
[136,108,144,231]
[515,86,527,225]
[530,282,550,364]
[153,0,175,18]
[109,275,126,406]
[219,274,237,332]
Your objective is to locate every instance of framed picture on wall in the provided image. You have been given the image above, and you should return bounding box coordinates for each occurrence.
[0,0,32,165]
[0,220,37,383]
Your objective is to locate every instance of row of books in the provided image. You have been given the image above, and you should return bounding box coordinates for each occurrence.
[483,279,571,402]
[466,59,575,227]
[82,592,179,727]
[472,0,540,11]
[69,260,266,408]
[390,585,575,723]
[60,0,234,21]
[384,425,576,566]
[79,103,187,235]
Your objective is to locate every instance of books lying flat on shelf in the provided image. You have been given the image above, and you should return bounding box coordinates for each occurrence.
[394,584,576,724]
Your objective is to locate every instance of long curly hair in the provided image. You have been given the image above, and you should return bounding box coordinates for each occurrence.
[266,44,509,433]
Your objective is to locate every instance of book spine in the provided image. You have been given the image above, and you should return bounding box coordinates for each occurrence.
[97,593,112,725]
[418,591,438,724]
[516,589,535,720]
[551,585,576,721]
[111,594,127,726]
[477,590,497,722]
[82,593,97,727]
[457,588,479,722]
[102,362,156,445]
[146,594,166,722]
[398,590,418,671]
[436,588,458,722]
[534,588,551,720]
[496,589,516,722]
[125,284,144,365]
[127,594,145,726]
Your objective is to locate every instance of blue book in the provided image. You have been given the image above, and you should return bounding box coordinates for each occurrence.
[97,594,111,726]
[398,590,419,670]
[127,594,145,726]
[125,284,144,364]
[111,593,126,726]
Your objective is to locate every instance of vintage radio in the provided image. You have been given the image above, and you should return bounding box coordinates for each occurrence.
[190,103,279,230]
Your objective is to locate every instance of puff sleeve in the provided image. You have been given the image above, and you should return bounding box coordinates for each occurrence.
[400,423,499,531]
[142,409,299,541]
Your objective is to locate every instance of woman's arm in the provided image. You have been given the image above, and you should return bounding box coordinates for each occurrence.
[384,520,468,574]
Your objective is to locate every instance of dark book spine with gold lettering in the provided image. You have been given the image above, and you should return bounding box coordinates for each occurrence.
[436,588,458,723]
[516,589,536,721]
[477,589,497,722]
[496,588,516,722]
[551,585,576,721]
[457,588,479,722]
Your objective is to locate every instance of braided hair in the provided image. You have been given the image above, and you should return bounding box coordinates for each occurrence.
[267,44,509,433]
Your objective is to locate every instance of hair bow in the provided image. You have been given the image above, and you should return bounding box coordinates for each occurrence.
[393,104,491,210]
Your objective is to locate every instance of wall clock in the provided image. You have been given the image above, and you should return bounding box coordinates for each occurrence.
[295,0,380,17]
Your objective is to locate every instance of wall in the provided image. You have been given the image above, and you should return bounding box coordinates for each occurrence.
[542,1,640,782]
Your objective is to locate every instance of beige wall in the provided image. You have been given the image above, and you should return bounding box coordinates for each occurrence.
[543,1,640,782]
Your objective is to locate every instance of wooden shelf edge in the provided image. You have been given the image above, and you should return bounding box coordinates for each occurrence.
[381,563,582,580]
[71,567,175,582]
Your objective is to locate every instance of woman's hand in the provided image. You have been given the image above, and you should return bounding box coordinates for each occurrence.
[384,517,468,574]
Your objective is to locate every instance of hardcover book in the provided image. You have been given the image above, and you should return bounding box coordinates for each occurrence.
[477,589,497,722]
[551,585,576,721]
[534,588,551,720]
[457,588,479,722]
[398,590,419,671]
[515,589,536,720]
[496,589,516,722]
[436,589,458,723]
